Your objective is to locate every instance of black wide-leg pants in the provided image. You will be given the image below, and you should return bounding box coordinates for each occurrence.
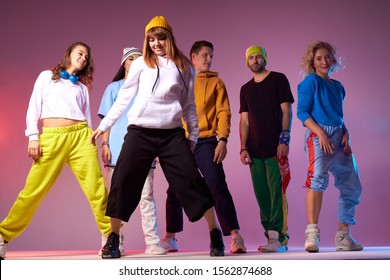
[106,125,214,223]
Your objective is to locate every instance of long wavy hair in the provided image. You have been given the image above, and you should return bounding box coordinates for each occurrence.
[143,27,190,71]
[51,42,95,90]
[301,40,344,77]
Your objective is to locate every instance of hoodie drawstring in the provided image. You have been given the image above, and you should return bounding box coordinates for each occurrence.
[151,61,188,94]
[176,65,188,93]
[151,64,160,94]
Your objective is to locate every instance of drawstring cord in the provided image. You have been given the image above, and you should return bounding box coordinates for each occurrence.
[176,64,188,93]
[151,64,160,94]
[150,59,188,94]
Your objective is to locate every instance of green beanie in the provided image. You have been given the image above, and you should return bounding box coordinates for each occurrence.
[246,45,267,67]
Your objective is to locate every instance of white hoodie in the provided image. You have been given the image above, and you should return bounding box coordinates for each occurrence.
[98,56,199,142]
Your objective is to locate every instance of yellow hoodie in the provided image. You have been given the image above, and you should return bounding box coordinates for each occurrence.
[185,71,231,139]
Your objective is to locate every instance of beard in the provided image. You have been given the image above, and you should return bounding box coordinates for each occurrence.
[249,63,265,74]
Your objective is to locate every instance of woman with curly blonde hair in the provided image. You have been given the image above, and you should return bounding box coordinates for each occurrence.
[301,40,344,76]
[297,40,363,253]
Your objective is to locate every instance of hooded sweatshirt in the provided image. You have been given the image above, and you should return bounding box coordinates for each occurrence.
[186,71,231,139]
[98,56,198,142]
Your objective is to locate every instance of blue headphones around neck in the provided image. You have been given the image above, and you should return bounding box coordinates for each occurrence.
[60,70,79,84]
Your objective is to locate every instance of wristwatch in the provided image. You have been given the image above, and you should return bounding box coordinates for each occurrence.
[219,137,228,143]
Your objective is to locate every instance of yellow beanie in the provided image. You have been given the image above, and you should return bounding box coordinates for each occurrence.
[245,45,267,67]
[145,16,173,35]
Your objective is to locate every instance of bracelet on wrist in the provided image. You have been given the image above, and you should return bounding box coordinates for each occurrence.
[240,148,247,154]
[101,141,110,147]
[279,130,290,145]
[219,137,228,143]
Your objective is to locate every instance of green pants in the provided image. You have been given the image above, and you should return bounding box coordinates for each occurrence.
[250,157,289,244]
[0,122,111,242]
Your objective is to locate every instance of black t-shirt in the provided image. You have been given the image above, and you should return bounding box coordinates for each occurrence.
[239,71,294,158]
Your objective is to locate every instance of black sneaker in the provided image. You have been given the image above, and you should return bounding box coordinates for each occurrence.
[209,228,225,256]
[101,232,121,259]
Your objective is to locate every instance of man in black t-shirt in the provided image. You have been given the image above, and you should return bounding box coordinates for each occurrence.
[239,45,294,253]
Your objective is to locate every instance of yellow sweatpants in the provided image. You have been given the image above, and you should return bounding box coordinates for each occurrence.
[0,122,111,242]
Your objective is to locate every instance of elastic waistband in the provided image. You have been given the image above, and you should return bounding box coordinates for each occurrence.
[42,121,88,134]
[318,124,343,129]
[317,124,344,134]
[128,124,183,134]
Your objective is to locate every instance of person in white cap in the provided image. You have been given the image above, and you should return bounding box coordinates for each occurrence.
[91,15,224,258]
[97,47,166,255]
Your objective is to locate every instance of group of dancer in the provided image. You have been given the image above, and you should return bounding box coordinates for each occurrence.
[0,16,363,260]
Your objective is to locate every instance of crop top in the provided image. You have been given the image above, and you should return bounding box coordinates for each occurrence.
[25,70,92,141]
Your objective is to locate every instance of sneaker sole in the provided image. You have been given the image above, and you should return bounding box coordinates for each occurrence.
[145,249,168,255]
[145,251,168,255]
[101,250,121,259]
[99,250,125,256]
[305,246,319,253]
[210,249,225,257]
[336,246,363,251]
[231,248,247,254]
[260,246,288,253]
[102,254,121,259]
[210,253,225,257]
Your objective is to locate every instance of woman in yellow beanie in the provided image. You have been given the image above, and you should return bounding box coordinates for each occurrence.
[91,16,225,258]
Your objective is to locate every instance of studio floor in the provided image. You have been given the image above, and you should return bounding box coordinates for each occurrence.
[3,246,390,260]
[3,247,389,280]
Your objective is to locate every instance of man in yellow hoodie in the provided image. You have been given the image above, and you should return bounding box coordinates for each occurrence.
[161,41,246,254]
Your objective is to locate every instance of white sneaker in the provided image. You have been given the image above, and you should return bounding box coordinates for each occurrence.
[145,244,168,255]
[160,238,178,252]
[230,233,247,253]
[335,227,363,251]
[99,232,125,256]
[305,224,320,252]
[259,230,287,253]
[0,233,7,259]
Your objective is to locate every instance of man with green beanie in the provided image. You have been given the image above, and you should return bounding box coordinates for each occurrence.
[239,45,294,252]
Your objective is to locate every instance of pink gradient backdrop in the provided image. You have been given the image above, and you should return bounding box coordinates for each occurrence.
[1,0,389,252]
